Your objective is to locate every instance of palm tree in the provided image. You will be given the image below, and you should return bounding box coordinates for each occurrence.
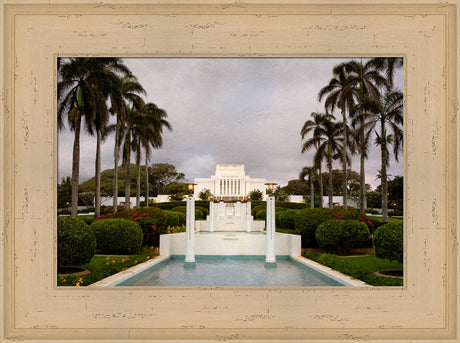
[111,75,146,212]
[119,100,146,210]
[357,89,403,222]
[57,58,125,217]
[139,103,172,207]
[86,59,131,218]
[318,67,355,210]
[301,112,333,208]
[299,166,316,208]
[334,59,390,212]
[301,113,344,208]
[369,57,403,87]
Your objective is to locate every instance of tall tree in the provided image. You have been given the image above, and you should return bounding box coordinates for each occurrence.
[57,58,122,217]
[301,113,344,208]
[86,58,131,217]
[335,59,390,212]
[318,68,355,210]
[111,75,146,212]
[357,89,403,222]
[299,166,316,208]
[301,112,333,208]
[139,103,171,207]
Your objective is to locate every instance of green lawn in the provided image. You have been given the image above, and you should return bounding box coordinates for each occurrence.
[303,251,403,286]
[58,246,159,287]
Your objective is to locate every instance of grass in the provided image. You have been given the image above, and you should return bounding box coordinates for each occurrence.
[303,251,403,286]
[58,246,159,287]
[367,216,403,224]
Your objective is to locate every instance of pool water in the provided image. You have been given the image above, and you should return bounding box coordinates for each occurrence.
[115,255,347,287]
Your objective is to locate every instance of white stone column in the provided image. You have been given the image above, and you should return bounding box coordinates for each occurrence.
[185,195,195,264]
[265,196,276,265]
[209,201,215,232]
[246,201,252,232]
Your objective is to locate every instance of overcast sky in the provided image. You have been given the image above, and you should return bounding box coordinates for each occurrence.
[58,58,404,190]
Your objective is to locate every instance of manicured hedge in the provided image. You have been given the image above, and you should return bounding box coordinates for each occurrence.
[255,209,266,220]
[90,219,143,254]
[294,208,372,248]
[98,207,167,247]
[57,217,96,267]
[315,219,370,255]
[373,222,403,263]
[163,210,180,227]
[277,209,299,230]
[251,205,266,217]
[171,206,205,220]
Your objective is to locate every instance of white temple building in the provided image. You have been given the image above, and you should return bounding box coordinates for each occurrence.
[194,164,267,201]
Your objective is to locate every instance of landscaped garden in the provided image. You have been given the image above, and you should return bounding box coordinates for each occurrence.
[58,202,403,287]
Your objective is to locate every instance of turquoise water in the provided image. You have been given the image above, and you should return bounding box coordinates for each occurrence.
[115,255,347,287]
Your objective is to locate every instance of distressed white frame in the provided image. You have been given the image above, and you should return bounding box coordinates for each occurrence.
[0,0,458,341]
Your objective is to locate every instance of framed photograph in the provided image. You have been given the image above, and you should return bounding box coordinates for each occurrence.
[1,0,458,341]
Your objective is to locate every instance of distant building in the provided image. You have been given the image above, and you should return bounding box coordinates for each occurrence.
[194,164,267,201]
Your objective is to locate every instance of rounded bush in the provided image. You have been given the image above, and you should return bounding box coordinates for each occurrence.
[164,210,180,227]
[278,209,299,230]
[177,212,186,225]
[90,219,143,254]
[315,219,370,254]
[251,205,266,216]
[294,209,332,247]
[57,217,96,267]
[255,209,266,220]
[98,207,167,247]
[373,222,403,263]
[196,206,209,217]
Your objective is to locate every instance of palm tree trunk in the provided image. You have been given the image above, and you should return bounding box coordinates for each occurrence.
[145,149,149,207]
[328,158,333,209]
[318,165,323,208]
[95,129,102,218]
[310,174,314,209]
[113,118,120,212]
[381,142,389,222]
[360,151,366,212]
[125,148,131,210]
[70,112,82,218]
[136,147,141,208]
[341,107,348,210]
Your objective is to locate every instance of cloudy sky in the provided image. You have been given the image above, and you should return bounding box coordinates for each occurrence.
[58,58,404,190]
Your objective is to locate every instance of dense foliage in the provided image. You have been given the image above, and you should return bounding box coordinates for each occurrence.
[303,251,403,286]
[277,209,299,230]
[57,217,96,267]
[90,219,143,254]
[315,219,370,254]
[98,207,167,246]
[373,222,403,263]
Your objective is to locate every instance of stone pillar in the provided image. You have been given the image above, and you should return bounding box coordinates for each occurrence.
[246,201,252,232]
[209,201,215,232]
[265,196,276,266]
[185,195,195,265]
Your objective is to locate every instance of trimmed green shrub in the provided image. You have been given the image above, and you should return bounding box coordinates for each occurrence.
[90,219,143,254]
[98,207,167,247]
[294,209,333,247]
[164,210,180,227]
[251,205,266,217]
[278,209,299,230]
[255,209,266,220]
[373,222,403,263]
[171,206,205,220]
[177,212,186,225]
[196,206,209,217]
[57,217,96,267]
[315,220,370,255]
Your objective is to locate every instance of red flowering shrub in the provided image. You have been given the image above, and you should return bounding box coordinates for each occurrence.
[97,208,167,247]
[294,207,372,248]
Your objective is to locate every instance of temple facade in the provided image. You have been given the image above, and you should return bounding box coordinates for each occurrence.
[194,164,267,201]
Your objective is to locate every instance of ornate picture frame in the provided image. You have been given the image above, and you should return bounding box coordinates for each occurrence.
[1,1,458,341]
